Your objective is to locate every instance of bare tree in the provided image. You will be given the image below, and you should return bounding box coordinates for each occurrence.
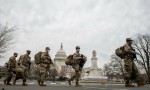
[111,54,124,78]
[133,34,150,83]
[103,64,114,80]
[103,55,124,81]
[0,24,16,58]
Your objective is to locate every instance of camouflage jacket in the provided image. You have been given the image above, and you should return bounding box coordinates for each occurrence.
[8,56,17,68]
[19,54,31,66]
[72,52,82,64]
[124,43,136,59]
[41,52,52,64]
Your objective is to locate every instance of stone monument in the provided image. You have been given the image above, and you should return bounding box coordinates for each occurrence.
[82,50,104,80]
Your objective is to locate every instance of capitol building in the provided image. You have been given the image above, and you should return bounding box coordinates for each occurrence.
[54,43,67,74]
[54,43,74,77]
[53,44,104,80]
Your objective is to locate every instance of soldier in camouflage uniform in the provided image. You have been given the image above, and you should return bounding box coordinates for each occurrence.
[37,47,52,86]
[4,53,18,85]
[124,38,144,87]
[68,46,86,87]
[18,50,31,86]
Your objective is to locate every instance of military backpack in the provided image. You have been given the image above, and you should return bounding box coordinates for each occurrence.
[65,54,73,66]
[34,52,43,65]
[115,46,125,59]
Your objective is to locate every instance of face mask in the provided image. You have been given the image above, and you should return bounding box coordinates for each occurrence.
[128,41,133,45]
[76,49,80,52]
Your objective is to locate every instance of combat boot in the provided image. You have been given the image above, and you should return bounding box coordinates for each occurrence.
[75,82,82,87]
[38,80,41,85]
[3,80,6,85]
[40,81,47,86]
[68,76,75,86]
[6,81,11,85]
[6,77,12,85]
[22,80,28,86]
[68,79,71,86]
[13,79,16,85]
[22,83,28,86]
[125,82,134,87]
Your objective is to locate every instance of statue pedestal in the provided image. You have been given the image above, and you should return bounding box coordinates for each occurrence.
[82,68,104,80]
[81,50,106,81]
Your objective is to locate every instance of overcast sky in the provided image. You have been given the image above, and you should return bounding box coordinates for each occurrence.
[0,0,150,68]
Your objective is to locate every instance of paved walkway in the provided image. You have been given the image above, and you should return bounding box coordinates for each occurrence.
[0,81,150,90]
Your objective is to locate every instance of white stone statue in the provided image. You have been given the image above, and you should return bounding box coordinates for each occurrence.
[92,50,96,57]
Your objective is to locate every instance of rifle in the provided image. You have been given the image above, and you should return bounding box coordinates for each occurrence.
[79,54,87,69]
[47,57,54,66]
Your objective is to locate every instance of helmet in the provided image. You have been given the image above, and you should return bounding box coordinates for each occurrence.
[126,38,133,42]
[14,52,18,56]
[26,50,31,53]
[46,47,50,50]
[76,46,80,49]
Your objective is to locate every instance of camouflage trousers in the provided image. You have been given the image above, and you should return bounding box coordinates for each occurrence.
[22,65,29,79]
[37,64,47,81]
[124,59,141,82]
[4,68,15,84]
[69,64,81,82]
